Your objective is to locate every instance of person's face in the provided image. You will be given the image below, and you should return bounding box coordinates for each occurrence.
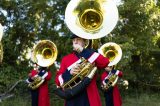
[105,66,113,72]
[72,37,85,48]
[33,64,39,70]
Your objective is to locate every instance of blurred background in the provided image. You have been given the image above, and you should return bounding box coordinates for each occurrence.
[0,0,160,106]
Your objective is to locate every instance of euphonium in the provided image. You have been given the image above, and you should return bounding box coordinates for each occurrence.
[28,40,57,89]
[28,74,44,90]
[99,42,122,90]
[65,0,119,39]
[61,0,118,90]
[54,58,97,99]
[61,57,97,89]
[101,70,119,90]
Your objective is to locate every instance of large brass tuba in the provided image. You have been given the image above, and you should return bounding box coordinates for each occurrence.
[65,0,119,39]
[99,42,122,90]
[61,0,118,90]
[54,0,119,98]
[28,40,57,90]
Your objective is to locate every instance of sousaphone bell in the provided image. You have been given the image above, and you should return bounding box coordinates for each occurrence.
[28,40,58,90]
[65,0,119,39]
[99,42,122,90]
[32,40,58,67]
[98,42,122,66]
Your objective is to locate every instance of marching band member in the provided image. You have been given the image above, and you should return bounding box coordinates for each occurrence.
[55,34,110,106]
[26,64,52,106]
[100,65,123,106]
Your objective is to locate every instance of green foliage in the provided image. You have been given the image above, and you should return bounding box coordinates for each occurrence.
[0,0,71,91]
[111,0,160,90]
[0,0,160,99]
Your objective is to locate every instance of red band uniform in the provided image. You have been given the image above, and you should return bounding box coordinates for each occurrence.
[101,69,123,106]
[27,67,52,106]
[55,48,109,106]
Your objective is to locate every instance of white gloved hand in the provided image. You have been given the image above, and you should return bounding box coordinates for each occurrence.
[73,44,84,53]
[123,80,129,89]
[123,80,129,86]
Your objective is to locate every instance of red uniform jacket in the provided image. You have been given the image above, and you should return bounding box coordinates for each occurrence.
[30,70,52,106]
[101,70,122,106]
[55,50,109,106]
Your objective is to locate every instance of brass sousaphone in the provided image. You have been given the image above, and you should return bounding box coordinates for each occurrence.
[53,0,119,99]
[28,40,58,90]
[59,0,118,90]
[98,42,122,90]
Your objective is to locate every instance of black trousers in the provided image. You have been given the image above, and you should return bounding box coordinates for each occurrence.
[31,89,39,106]
[104,88,114,106]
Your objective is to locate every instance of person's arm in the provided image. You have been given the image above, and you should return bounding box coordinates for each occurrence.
[94,54,110,69]
[54,77,91,100]
[117,70,123,77]
[115,70,129,89]
[26,70,38,83]
[112,70,123,77]
[36,68,51,81]
[45,71,52,81]
[55,57,72,87]
[55,66,65,86]
[100,71,107,83]
[80,48,110,68]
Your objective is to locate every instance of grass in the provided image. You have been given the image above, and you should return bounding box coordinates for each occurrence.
[0,91,160,106]
[122,93,160,106]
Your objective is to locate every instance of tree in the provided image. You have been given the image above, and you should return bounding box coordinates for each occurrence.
[0,0,160,93]
[112,0,160,91]
[0,0,72,91]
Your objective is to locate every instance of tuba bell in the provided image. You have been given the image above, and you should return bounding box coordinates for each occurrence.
[32,40,58,67]
[27,40,57,90]
[99,42,122,90]
[98,42,122,66]
[65,0,119,39]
